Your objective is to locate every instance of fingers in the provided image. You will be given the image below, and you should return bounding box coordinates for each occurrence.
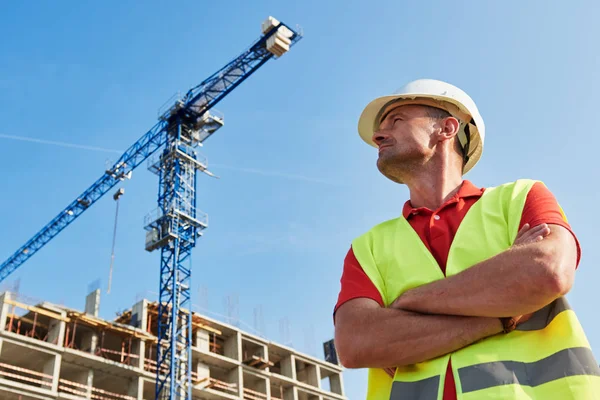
[515,223,530,239]
[514,312,535,326]
[526,223,550,239]
[514,223,551,246]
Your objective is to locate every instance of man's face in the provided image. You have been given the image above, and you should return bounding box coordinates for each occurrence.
[372,104,438,181]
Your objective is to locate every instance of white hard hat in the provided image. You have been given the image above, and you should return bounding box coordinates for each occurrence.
[357,79,485,175]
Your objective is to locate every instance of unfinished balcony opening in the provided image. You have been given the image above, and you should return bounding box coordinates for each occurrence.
[208,331,225,356]
[93,369,137,400]
[193,322,237,363]
[267,346,294,379]
[241,336,271,370]
[143,377,155,400]
[195,364,239,398]
[320,366,343,396]
[0,340,55,391]
[242,371,267,400]
[297,388,321,400]
[295,358,320,389]
[94,328,139,367]
[0,391,46,400]
[58,361,92,398]
[63,318,96,353]
[195,329,227,357]
[320,376,330,393]
[143,343,169,379]
[270,382,291,400]
[3,298,65,346]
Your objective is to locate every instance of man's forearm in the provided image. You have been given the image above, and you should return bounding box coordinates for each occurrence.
[395,233,573,318]
[335,301,502,369]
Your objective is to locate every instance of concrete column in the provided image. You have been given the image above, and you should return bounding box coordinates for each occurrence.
[225,332,241,360]
[193,361,210,386]
[127,376,143,400]
[130,300,147,331]
[329,372,344,396]
[195,329,210,352]
[84,289,100,317]
[42,354,61,392]
[72,369,93,399]
[255,343,267,359]
[47,318,66,347]
[281,355,296,380]
[228,366,243,398]
[283,386,298,400]
[131,339,145,369]
[307,364,320,389]
[0,291,12,331]
[81,331,98,354]
[265,379,271,400]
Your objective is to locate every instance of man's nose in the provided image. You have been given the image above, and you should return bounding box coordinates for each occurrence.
[372,130,389,146]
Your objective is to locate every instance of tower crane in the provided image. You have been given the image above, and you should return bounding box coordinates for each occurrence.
[0,17,302,400]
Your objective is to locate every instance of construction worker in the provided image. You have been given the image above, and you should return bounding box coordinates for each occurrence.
[333,79,600,399]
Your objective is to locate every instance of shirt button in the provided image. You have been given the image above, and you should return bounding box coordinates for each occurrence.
[433,215,441,220]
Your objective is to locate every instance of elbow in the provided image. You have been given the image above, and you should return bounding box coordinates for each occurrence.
[334,339,360,369]
[338,350,360,369]
[537,247,575,297]
[545,269,574,297]
[334,331,364,369]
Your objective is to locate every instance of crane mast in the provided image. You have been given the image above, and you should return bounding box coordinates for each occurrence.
[0,17,302,400]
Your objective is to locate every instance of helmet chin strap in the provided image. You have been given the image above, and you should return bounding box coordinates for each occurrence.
[458,121,473,167]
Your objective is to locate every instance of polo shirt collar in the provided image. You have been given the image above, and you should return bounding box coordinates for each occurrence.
[402,180,484,219]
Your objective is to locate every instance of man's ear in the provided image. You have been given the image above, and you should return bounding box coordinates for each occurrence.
[437,117,461,142]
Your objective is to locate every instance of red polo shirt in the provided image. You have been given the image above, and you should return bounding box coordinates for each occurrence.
[334,180,580,400]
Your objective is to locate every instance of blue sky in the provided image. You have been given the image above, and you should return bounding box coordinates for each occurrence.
[1,1,599,398]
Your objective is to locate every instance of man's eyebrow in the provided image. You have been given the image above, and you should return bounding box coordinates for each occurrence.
[380,109,406,123]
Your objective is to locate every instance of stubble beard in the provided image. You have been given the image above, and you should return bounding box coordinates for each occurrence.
[377,150,424,184]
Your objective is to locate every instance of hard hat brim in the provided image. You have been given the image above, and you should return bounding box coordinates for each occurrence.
[357,93,483,177]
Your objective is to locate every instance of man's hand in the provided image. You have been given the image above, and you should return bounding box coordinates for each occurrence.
[513,223,551,247]
[503,223,551,327]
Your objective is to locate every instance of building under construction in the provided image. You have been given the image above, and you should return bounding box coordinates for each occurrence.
[0,290,346,400]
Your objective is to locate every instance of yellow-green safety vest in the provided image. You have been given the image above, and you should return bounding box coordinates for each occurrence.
[351,179,600,400]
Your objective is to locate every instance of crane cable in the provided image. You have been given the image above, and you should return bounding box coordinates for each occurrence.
[108,188,125,294]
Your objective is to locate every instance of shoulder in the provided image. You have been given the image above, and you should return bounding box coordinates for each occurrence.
[481,179,543,208]
[485,178,541,193]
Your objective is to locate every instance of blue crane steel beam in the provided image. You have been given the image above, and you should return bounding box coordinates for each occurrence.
[0,20,302,283]
[153,22,302,400]
[0,121,168,281]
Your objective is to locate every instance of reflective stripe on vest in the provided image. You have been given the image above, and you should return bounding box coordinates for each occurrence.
[516,296,571,331]
[352,179,600,400]
[458,347,600,393]
[390,376,439,400]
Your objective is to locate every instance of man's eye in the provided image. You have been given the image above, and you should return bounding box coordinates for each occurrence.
[393,118,402,124]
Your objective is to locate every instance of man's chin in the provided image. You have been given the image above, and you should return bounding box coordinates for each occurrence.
[376,161,405,184]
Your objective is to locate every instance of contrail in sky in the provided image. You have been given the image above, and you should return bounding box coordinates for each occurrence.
[211,164,348,187]
[0,133,122,154]
[0,133,345,187]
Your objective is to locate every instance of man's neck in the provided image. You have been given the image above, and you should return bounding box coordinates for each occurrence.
[405,172,464,210]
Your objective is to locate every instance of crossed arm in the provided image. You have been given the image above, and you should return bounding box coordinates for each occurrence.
[334,224,578,369]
